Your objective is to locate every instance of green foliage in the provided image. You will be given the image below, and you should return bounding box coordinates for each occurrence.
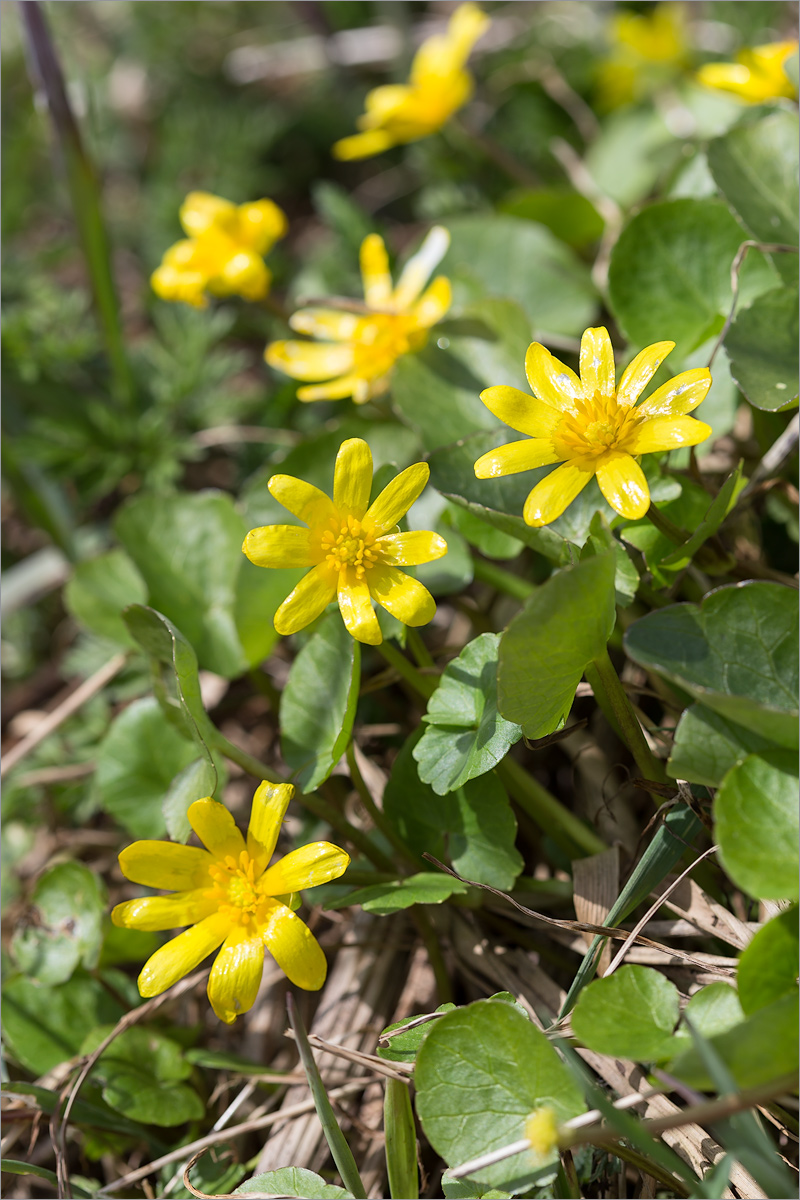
[737,906,799,1015]
[81,1025,204,1126]
[2,969,126,1076]
[234,1168,354,1198]
[11,861,106,985]
[571,966,679,1061]
[65,550,148,647]
[725,286,799,411]
[668,992,799,1091]
[333,872,469,915]
[377,1004,457,1064]
[713,750,799,901]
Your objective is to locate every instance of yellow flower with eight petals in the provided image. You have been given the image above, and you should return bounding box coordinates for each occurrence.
[243,438,447,645]
[332,2,490,160]
[474,327,712,527]
[112,782,348,1023]
[151,191,287,308]
[265,227,451,404]
[697,41,798,104]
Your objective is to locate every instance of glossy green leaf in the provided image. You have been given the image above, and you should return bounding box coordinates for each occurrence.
[737,906,799,1015]
[377,1003,457,1064]
[95,695,198,837]
[415,634,522,795]
[498,552,616,738]
[585,107,677,208]
[571,965,680,1061]
[668,702,776,787]
[65,549,147,647]
[624,582,799,748]
[715,751,799,900]
[658,463,745,568]
[280,611,359,792]
[162,756,219,844]
[500,187,603,248]
[666,983,745,1057]
[11,861,105,985]
[725,286,799,412]
[668,992,799,1091]
[583,515,640,606]
[608,198,778,361]
[335,872,468,915]
[621,476,719,586]
[415,999,585,1192]
[234,1168,353,1198]
[444,502,523,561]
[82,1024,204,1126]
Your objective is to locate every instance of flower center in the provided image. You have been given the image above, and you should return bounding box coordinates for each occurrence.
[552,390,639,462]
[207,850,264,926]
[352,312,429,381]
[320,515,379,578]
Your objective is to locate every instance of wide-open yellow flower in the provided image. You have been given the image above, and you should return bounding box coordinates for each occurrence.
[266,227,451,404]
[243,438,447,645]
[151,191,287,308]
[112,782,348,1022]
[332,2,490,160]
[474,327,712,527]
[697,41,798,103]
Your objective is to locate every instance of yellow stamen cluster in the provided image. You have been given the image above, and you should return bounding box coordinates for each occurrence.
[207,851,262,927]
[321,516,379,578]
[552,392,640,462]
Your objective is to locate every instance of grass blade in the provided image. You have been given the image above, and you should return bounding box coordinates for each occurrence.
[384,1077,419,1200]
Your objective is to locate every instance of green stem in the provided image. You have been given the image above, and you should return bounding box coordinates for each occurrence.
[497,758,607,859]
[411,908,453,1004]
[345,742,420,872]
[472,557,535,602]
[644,502,689,546]
[406,626,435,670]
[587,649,668,795]
[376,639,437,699]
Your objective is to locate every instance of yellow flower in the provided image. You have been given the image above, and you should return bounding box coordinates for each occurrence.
[697,41,798,104]
[596,3,689,109]
[332,2,490,160]
[265,227,451,404]
[526,1106,559,1159]
[112,782,348,1022]
[243,438,447,645]
[474,327,712,527]
[151,191,287,308]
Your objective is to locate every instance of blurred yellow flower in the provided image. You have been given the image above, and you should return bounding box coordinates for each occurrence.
[526,1106,559,1159]
[474,327,712,527]
[596,3,689,109]
[243,438,447,645]
[266,227,451,404]
[112,782,348,1022]
[332,2,490,160]
[151,191,287,308]
[697,41,798,103]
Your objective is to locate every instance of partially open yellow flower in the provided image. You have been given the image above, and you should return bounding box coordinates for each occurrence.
[332,2,490,160]
[526,1106,559,1159]
[112,782,348,1022]
[474,327,712,527]
[697,41,798,103]
[151,192,287,308]
[243,438,447,645]
[266,227,451,404]
[596,3,689,108]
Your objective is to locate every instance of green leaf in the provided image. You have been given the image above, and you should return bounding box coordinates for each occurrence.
[668,702,777,788]
[658,463,746,568]
[384,731,523,890]
[415,999,585,1192]
[441,1171,512,1199]
[662,983,745,1058]
[1,968,125,1076]
[624,582,799,748]
[115,490,247,677]
[234,1168,354,1198]
[608,198,779,361]
[234,555,304,669]
[65,550,147,647]
[377,1003,457,1065]
[585,107,678,208]
[162,756,219,843]
[335,872,468,915]
[11,861,106,985]
[0,1160,93,1198]
[444,503,523,560]
[384,1077,419,1200]
[668,991,799,1091]
[81,1025,204,1127]
[498,552,616,738]
[1,1080,151,1142]
[714,750,799,901]
[415,634,522,795]
[280,611,359,792]
[725,286,799,412]
[621,476,720,586]
[174,1146,248,1200]
[499,187,603,249]
[571,966,680,1061]
[583,515,640,606]
[737,906,799,1016]
[95,695,198,837]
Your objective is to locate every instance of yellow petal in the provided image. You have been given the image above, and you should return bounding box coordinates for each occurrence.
[363,83,414,122]
[525,343,585,411]
[367,564,436,627]
[260,842,350,894]
[635,369,712,418]
[360,234,393,308]
[617,341,675,408]
[236,199,288,253]
[474,438,560,479]
[188,799,247,860]
[337,568,382,644]
[595,451,650,520]
[247,780,295,872]
[332,129,397,161]
[207,924,265,1024]
[180,192,237,238]
[296,375,367,402]
[242,525,316,568]
[333,438,374,517]
[138,911,230,998]
[479,385,561,437]
[443,1,491,67]
[268,475,336,527]
[119,842,213,890]
[112,889,217,932]
[365,462,430,535]
[393,227,451,311]
[629,415,713,454]
[274,563,337,636]
[150,261,208,308]
[265,339,355,382]
[289,308,361,343]
[412,276,452,328]
[260,903,327,990]
[579,327,617,399]
[216,251,270,301]
[377,530,448,566]
[523,461,595,527]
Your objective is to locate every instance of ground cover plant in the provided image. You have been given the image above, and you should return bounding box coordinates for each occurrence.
[2,2,798,1198]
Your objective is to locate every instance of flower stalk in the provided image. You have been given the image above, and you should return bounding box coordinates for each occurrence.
[586,648,668,796]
